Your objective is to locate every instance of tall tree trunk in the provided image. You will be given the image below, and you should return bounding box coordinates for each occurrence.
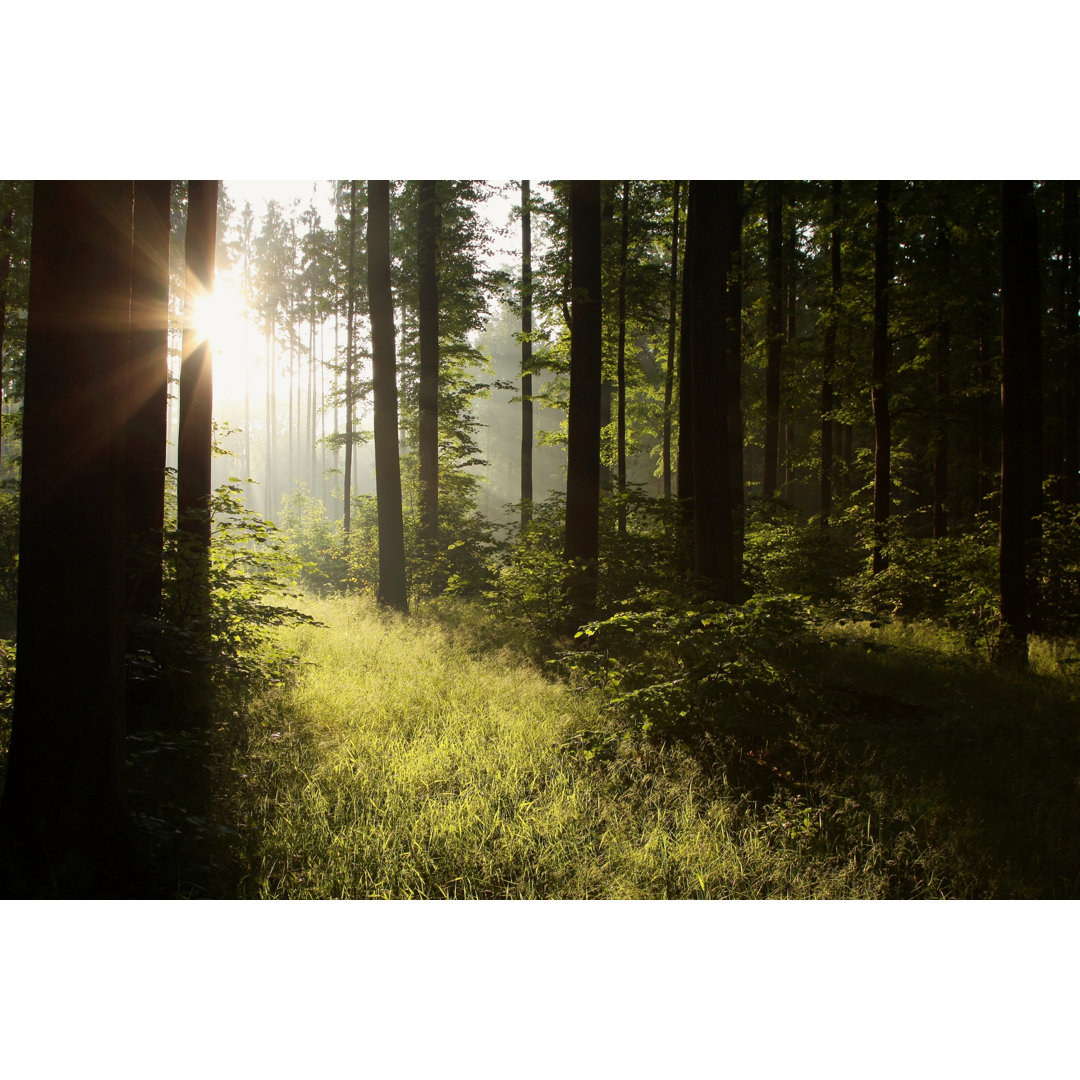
[871,180,892,575]
[177,180,218,722]
[417,179,440,548]
[821,181,841,522]
[726,183,745,570]
[764,181,783,497]
[0,181,136,895]
[1064,180,1079,505]
[124,181,171,621]
[686,181,741,600]
[368,180,408,613]
[520,180,534,527]
[344,181,357,538]
[933,212,951,539]
[564,180,603,629]
[0,207,13,468]
[999,180,1041,660]
[177,181,218,549]
[662,181,681,499]
[615,180,631,534]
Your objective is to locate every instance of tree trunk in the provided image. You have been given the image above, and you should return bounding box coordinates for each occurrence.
[0,207,13,468]
[662,181,681,499]
[686,181,740,600]
[520,180,534,528]
[725,183,745,571]
[564,180,603,629]
[177,181,218,548]
[999,180,1041,660]
[0,181,136,895]
[764,181,783,497]
[124,181,171,621]
[821,181,841,522]
[933,214,951,539]
[368,180,409,613]
[417,179,440,547]
[871,180,892,575]
[615,180,631,535]
[1064,180,1079,505]
[344,181,357,537]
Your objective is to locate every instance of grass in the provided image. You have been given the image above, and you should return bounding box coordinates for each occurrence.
[220,595,968,899]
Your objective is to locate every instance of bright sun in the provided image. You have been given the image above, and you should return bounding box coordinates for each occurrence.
[196,273,258,404]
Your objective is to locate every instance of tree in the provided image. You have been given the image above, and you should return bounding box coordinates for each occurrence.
[417,179,440,547]
[871,180,892,575]
[564,180,603,628]
[764,181,783,497]
[343,181,358,537]
[368,180,408,613]
[520,180,534,527]
[124,181,172,620]
[0,181,138,895]
[662,181,681,499]
[820,181,842,522]
[999,180,1041,660]
[684,180,743,600]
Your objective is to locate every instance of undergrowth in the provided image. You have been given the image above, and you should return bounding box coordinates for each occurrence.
[218,590,1080,899]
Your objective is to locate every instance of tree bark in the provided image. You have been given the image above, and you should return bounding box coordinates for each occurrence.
[999,180,1041,660]
[0,181,136,895]
[520,180,534,527]
[615,180,631,534]
[764,181,783,497]
[368,180,409,613]
[820,181,841,522]
[344,181,357,537]
[932,212,951,539]
[871,180,892,575]
[417,180,440,547]
[124,181,171,620]
[564,180,603,628]
[0,206,13,467]
[178,181,218,548]
[1064,180,1079,505]
[685,181,740,600]
[662,181,681,499]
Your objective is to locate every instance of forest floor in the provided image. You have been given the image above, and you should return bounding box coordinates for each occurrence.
[151,592,1080,900]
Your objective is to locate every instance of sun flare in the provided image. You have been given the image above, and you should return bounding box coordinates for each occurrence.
[196,273,258,403]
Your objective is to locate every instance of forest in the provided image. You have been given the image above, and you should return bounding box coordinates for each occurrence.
[0,178,1077,900]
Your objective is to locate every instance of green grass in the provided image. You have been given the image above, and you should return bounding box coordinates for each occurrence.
[222,596,924,899]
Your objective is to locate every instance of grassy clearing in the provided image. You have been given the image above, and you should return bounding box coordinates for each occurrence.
[226,595,912,899]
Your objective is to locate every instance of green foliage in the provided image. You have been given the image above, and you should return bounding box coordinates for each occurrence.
[132,482,318,722]
[562,594,817,743]
[1036,496,1080,639]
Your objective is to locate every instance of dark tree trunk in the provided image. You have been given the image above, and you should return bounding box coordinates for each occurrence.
[125,181,171,621]
[0,206,12,467]
[615,180,630,535]
[417,179,440,547]
[999,180,1041,660]
[0,181,136,895]
[821,181,841,522]
[367,180,408,614]
[662,181,681,499]
[676,233,693,519]
[344,181,357,538]
[520,180,534,528]
[564,180,603,628]
[871,180,892,575]
[725,184,745,570]
[933,215,951,539]
[177,182,218,544]
[1064,180,1079,505]
[764,181,783,497]
[686,181,740,600]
